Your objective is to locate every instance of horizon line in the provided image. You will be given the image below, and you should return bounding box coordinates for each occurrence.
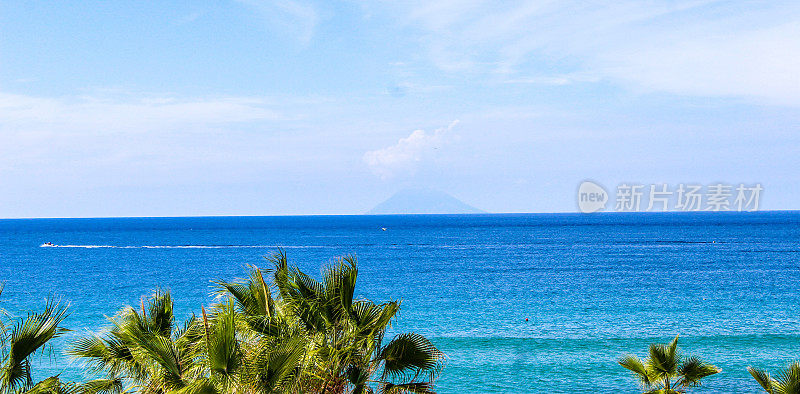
[1,210,798,220]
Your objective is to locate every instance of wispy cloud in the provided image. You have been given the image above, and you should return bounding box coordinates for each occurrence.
[600,21,800,105]
[368,0,800,105]
[503,72,600,86]
[0,92,280,133]
[0,91,285,179]
[236,0,319,44]
[363,120,459,179]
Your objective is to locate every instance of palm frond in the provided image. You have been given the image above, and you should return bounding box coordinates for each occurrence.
[323,256,358,317]
[677,356,720,387]
[26,376,82,394]
[1,298,69,391]
[647,342,678,377]
[146,290,174,338]
[748,366,775,393]
[619,355,653,387]
[135,335,185,388]
[380,381,436,394]
[774,362,800,394]
[169,378,219,394]
[379,333,444,384]
[621,335,717,392]
[214,265,277,321]
[243,335,306,393]
[80,378,125,394]
[204,301,240,379]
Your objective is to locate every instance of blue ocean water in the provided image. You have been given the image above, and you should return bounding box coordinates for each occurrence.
[1,212,800,393]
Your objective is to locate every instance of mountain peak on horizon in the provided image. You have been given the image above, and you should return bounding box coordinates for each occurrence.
[367,188,485,215]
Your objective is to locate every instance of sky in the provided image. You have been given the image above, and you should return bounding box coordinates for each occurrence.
[1,0,799,217]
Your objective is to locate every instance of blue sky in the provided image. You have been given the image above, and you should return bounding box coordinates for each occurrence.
[1,0,798,217]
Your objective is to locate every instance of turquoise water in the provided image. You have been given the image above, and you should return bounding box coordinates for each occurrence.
[1,212,799,392]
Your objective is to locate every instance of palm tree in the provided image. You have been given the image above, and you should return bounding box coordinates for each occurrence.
[619,335,720,393]
[69,290,202,393]
[748,362,800,393]
[71,287,307,394]
[212,264,309,393]
[263,251,445,393]
[72,252,445,394]
[0,285,76,394]
[197,298,308,394]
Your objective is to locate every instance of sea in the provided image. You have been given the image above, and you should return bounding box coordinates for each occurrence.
[1,212,799,393]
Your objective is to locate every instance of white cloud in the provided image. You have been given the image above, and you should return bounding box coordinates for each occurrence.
[0,92,280,133]
[503,72,600,86]
[600,21,800,105]
[0,91,285,179]
[368,1,800,105]
[363,120,459,179]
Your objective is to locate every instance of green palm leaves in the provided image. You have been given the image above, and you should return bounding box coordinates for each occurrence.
[619,335,720,393]
[69,289,201,393]
[748,362,800,393]
[0,286,73,394]
[268,253,444,393]
[69,289,299,394]
[70,252,445,394]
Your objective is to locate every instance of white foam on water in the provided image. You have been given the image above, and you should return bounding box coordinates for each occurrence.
[40,244,328,249]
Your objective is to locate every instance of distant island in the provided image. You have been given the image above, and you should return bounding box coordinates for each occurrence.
[367,188,485,214]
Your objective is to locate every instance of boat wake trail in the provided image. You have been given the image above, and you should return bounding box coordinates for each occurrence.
[40,244,326,249]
